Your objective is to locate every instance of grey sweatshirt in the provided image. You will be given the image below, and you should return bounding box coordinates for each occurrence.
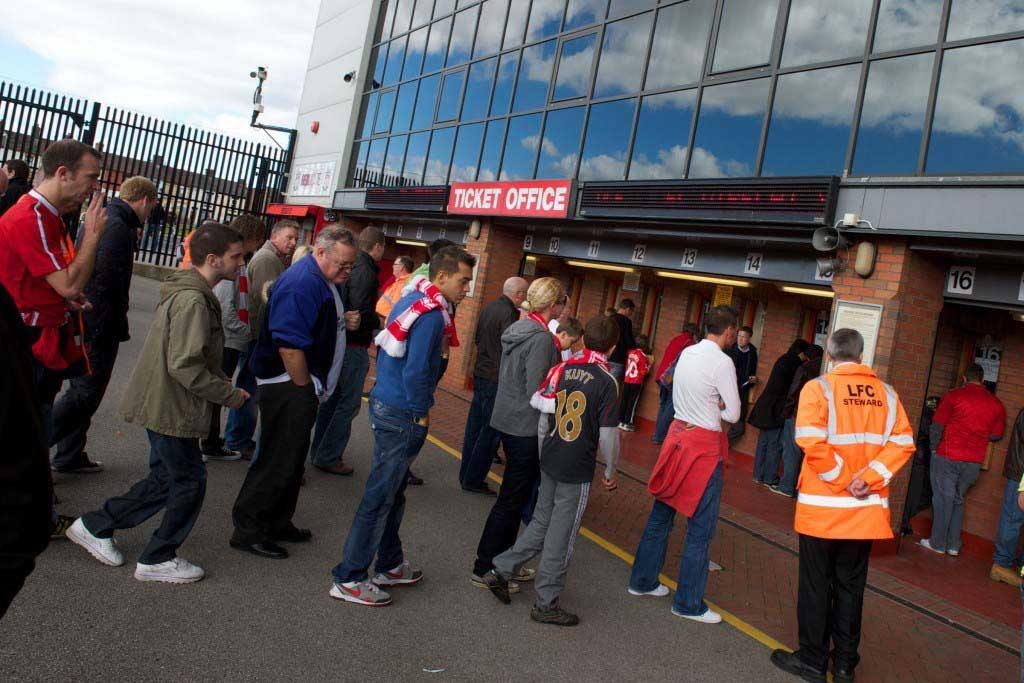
[490,319,561,438]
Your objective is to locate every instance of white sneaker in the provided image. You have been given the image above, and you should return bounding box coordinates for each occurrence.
[628,583,671,597]
[134,557,205,584]
[372,560,424,586]
[918,538,945,554]
[671,606,722,624]
[709,560,724,572]
[947,548,960,557]
[66,518,124,567]
[330,580,392,606]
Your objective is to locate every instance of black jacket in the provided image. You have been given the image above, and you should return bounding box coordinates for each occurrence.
[748,350,805,430]
[610,313,636,364]
[783,358,821,420]
[342,250,380,347]
[0,178,30,218]
[472,295,519,382]
[83,198,139,342]
[1002,408,1024,481]
[728,343,759,400]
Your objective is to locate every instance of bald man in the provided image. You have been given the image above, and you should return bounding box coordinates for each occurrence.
[460,277,529,494]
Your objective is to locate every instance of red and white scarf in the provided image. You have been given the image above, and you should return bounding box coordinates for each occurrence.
[238,264,249,326]
[529,350,610,414]
[374,275,458,358]
[525,311,562,351]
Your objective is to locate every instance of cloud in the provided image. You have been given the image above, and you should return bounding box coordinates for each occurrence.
[628,144,688,180]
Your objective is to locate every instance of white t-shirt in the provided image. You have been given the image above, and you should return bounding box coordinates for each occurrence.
[672,339,742,431]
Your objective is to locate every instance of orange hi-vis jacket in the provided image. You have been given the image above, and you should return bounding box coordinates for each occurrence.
[794,362,916,540]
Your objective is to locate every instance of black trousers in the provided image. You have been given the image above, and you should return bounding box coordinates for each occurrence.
[50,335,120,469]
[797,534,873,672]
[0,561,36,619]
[473,433,539,576]
[201,347,240,453]
[727,396,749,446]
[231,381,318,545]
[620,382,643,424]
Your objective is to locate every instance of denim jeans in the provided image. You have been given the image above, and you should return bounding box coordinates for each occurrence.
[753,426,784,485]
[777,418,803,495]
[82,430,206,564]
[653,385,674,444]
[224,342,258,452]
[994,477,1024,568]
[460,377,501,487]
[928,453,981,553]
[332,399,427,584]
[629,462,724,615]
[310,346,370,467]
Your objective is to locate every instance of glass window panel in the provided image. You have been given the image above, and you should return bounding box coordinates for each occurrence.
[381,0,397,40]
[564,0,607,31]
[712,0,780,72]
[491,52,519,115]
[463,57,498,120]
[384,135,408,178]
[437,69,467,121]
[629,89,696,179]
[475,0,509,58]
[383,37,407,86]
[434,0,456,16]
[478,119,508,180]
[579,98,636,179]
[425,127,457,183]
[781,0,872,67]
[423,17,452,73]
[392,81,418,132]
[504,0,531,48]
[374,89,398,133]
[360,92,380,138]
[873,0,942,53]
[403,27,428,79]
[537,106,585,178]
[393,0,415,34]
[451,123,486,180]
[527,0,568,42]
[412,75,441,128]
[350,141,367,183]
[853,53,932,175]
[447,6,480,67]
[928,39,1024,173]
[403,131,431,183]
[607,0,652,19]
[948,0,1024,41]
[553,33,597,100]
[594,12,653,98]
[513,40,557,111]
[762,63,860,176]
[366,138,388,182]
[500,113,544,178]
[690,77,768,177]
[457,0,474,5]
[412,0,434,27]
[373,44,388,87]
[646,0,715,90]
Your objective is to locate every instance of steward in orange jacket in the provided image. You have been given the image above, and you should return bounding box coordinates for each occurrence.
[771,328,915,683]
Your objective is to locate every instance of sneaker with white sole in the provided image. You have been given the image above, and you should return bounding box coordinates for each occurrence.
[134,557,205,584]
[330,580,392,606]
[66,518,124,567]
[471,574,521,593]
[512,567,536,583]
[372,560,423,586]
[671,606,722,624]
[628,583,671,597]
[946,548,960,557]
[918,538,945,554]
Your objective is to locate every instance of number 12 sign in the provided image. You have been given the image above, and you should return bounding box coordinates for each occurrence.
[947,265,975,296]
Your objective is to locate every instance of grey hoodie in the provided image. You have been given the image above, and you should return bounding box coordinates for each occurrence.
[489,318,560,437]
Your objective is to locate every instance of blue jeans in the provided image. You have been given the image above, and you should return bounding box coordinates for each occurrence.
[459,377,501,487]
[629,462,724,615]
[653,385,674,444]
[310,346,370,467]
[994,477,1024,568]
[224,342,258,452]
[777,418,802,495]
[928,453,981,553]
[753,426,784,485]
[82,430,206,564]
[332,399,428,584]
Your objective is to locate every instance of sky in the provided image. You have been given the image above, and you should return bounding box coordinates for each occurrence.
[0,0,320,146]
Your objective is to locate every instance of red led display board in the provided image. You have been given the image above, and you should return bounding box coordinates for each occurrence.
[365,185,450,212]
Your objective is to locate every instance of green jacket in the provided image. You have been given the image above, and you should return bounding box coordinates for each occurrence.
[119,268,242,438]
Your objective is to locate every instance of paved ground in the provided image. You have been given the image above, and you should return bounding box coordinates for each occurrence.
[0,276,791,682]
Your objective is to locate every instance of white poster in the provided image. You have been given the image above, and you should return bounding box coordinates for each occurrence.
[289,161,336,197]
[831,300,883,368]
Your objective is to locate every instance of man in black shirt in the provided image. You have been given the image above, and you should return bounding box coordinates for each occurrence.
[483,315,620,627]
[460,277,528,494]
[608,299,637,385]
[0,160,31,219]
[727,326,759,446]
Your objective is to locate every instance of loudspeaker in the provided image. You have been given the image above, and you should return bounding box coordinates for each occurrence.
[812,226,850,252]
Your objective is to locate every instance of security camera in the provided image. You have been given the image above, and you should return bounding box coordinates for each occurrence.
[250,66,268,81]
[343,70,357,83]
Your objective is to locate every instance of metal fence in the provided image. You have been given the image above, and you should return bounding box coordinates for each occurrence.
[0,81,293,267]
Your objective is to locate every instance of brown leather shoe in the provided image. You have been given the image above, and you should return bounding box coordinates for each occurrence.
[315,460,355,476]
[990,563,1022,587]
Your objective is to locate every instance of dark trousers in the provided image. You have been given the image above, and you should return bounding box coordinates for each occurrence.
[82,430,207,564]
[727,396,749,446]
[231,381,318,545]
[653,385,674,444]
[620,382,643,425]
[459,377,501,487]
[50,335,120,469]
[797,534,873,672]
[0,562,36,619]
[201,347,240,453]
[32,359,63,445]
[310,346,370,467]
[474,432,540,576]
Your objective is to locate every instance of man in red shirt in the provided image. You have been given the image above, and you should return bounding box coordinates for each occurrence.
[921,363,1006,556]
[0,140,107,438]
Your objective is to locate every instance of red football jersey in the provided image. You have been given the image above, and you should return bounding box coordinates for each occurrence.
[624,348,652,385]
[0,190,70,326]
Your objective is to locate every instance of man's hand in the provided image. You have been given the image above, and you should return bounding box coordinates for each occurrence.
[414,415,430,428]
[847,478,870,499]
[603,474,619,492]
[67,295,92,312]
[81,192,108,242]
[344,310,361,331]
[748,375,758,385]
[226,388,250,410]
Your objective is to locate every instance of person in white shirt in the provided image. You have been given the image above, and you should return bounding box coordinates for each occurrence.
[627,305,740,625]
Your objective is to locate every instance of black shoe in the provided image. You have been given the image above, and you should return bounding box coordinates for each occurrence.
[770,650,826,683]
[483,570,511,604]
[831,656,856,683]
[230,540,289,559]
[406,471,424,486]
[275,527,313,543]
[50,514,75,540]
[461,482,497,496]
[530,604,579,627]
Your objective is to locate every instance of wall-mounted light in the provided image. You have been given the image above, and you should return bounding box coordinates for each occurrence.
[395,239,427,247]
[854,241,877,278]
[780,285,834,298]
[525,255,537,262]
[566,260,636,273]
[1012,311,1024,323]
[468,218,482,239]
[655,271,750,287]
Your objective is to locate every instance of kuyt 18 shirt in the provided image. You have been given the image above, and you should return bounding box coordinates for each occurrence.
[0,190,70,326]
[541,362,619,484]
[933,382,1006,464]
